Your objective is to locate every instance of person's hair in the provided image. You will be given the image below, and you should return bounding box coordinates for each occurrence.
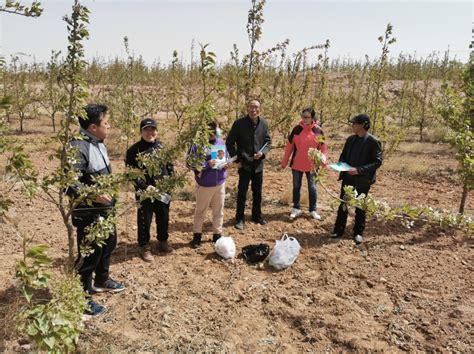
[362,120,370,130]
[354,113,371,130]
[208,120,219,132]
[301,107,316,120]
[247,98,261,107]
[79,104,108,130]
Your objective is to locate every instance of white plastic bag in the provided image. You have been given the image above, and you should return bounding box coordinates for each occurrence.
[214,236,236,259]
[268,234,301,270]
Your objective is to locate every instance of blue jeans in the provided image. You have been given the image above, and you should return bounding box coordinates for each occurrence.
[292,170,317,212]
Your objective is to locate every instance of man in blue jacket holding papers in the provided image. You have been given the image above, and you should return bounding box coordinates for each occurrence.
[330,114,383,244]
[226,99,272,230]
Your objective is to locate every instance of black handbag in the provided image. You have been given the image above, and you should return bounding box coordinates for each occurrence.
[241,243,270,263]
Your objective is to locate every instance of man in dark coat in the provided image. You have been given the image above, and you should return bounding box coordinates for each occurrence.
[226,99,272,230]
[331,114,383,244]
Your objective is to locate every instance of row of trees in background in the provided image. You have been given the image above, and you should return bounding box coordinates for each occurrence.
[0,24,465,147]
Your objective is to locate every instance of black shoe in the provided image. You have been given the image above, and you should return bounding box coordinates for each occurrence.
[190,233,202,248]
[93,278,125,293]
[234,220,244,230]
[157,240,174,253]
[212,234,221,243]
[252,217,267,225]
[84,299,107,317]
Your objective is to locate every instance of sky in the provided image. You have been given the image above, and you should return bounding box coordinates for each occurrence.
[1,0,472,66]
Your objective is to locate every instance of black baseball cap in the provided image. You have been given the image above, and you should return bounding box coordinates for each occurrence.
[140,118,157,130]
[349,114,370,125]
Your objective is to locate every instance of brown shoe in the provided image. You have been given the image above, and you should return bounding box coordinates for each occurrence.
[157,240,174,253]
[140,245,154,262]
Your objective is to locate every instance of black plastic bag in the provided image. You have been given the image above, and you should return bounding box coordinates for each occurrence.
[241,243,270,263]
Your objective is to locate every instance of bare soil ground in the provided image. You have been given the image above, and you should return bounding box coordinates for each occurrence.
[1,115,472,352]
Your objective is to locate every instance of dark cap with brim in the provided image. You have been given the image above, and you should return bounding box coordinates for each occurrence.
[140,118,157,130]
[349,114,370,125]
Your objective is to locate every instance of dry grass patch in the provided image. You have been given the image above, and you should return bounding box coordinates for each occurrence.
[402,162,430,176]
[176,183,195,201]
[279,188,311,207]
[383,155,430,176]
[424,126,450,143]
[397,141,452,155]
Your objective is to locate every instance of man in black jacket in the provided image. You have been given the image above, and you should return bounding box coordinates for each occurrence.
[67,104,124,317]
[331,114,383,244]
[125,118,174,262]
[226,99,272,230]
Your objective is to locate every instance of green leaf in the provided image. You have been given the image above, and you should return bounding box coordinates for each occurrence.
[22,286,34,302]
[43,335,56,349]
[27,324,38,337]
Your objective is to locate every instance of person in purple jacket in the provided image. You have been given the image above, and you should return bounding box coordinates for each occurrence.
[186,121,230,248]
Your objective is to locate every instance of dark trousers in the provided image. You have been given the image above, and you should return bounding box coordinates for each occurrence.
[333,179,371,237]
[292,170,317,212]
[236,168,263,221]
[137,199,170,246]
[74,213,117,294]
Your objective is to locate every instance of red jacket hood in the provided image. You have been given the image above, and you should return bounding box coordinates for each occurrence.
[299,120,317,131]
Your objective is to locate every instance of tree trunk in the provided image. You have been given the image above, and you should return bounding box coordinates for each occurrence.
[459,183,468,214]
[51,112,56,133]
[66,218,76,267]
[59,202,76,267]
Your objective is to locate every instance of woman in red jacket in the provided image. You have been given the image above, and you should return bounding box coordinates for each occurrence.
[281,108,327,220]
